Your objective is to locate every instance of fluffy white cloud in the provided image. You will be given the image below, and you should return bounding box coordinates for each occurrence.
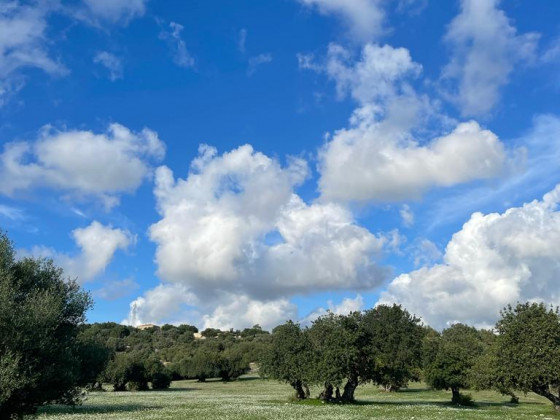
[0,1,67,105]
[93,51,123,81]
[323,43,421,105]
[307,43,512,203]
[26,221,133,283]
[126,144,388,328]
[319,113,508,202]
[159,22,195,68]
[301,294,365,325]
[202,295,298,331]
[379,184,560,330]
[298,0,386,41]
[81,0,148,25]
[441,0,539,117]
[0,123,165,208]
[150,144,386,298]
[124,283,199,326]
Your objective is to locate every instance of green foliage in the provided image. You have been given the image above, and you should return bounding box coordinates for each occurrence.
[495,302,560,409]
[261,321,313,399]
[424,323,485,404]
[364,304,424,391]
[0,231,93,418]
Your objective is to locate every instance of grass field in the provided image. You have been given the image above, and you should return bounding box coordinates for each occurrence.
[36,377,560,420]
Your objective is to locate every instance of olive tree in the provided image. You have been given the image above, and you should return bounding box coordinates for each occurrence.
[261,321,313,399]
[0,232,92,418]
[363,304,424,392]
[495,302,560,411]
[424,323,484,404]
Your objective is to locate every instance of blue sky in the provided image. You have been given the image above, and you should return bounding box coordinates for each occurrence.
[1,0,559,331]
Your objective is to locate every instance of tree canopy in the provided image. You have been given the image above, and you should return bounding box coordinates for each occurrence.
[0,231,92,418]
[494,302,560,411]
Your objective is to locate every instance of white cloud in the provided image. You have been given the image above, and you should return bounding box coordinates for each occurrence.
[202,295,298,331]
[379,184,560,330]
[127,144,388,328]
[124,283,199,326]
[323,43,422,105]
[159,22,195,68]
[411,238,442,267]
[301,43,513,204]
[247,53,272,75]
[319,114,508,202]
[25,221,133,283]
[441,0,539,117]
[541,38,560,64]
[400,204,414,227]
[302,294,365,325]
[81,0,148,25]
[93,51,123,81]
[0,204,24,220]
[0,123,165,208]
[150,144,386,299]
[298,0,386,41]
[0,1,67,106]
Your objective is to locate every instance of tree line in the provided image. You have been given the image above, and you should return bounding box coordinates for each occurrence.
[1,231,560,419]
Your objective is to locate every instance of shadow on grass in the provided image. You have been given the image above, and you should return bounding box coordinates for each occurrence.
[294,398,529,410]
[237,376,264,382]
[162,387,201,392]
[38,403,161,416]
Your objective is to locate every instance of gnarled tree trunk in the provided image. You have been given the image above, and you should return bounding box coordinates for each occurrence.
[532,386,560,412]
[451,387,461,404]
[341,375,358,402]
[290,380,306,400]
[319,383,333,401]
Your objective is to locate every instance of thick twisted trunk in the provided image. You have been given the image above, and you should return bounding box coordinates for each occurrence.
[451,387,461,404]
[319,383,333,401]
[291,380,306,400]
[532,386,560,411]
[342,375,358,402]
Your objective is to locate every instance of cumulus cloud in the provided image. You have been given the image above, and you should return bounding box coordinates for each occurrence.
[150,144,386,298]
[302,43,511,203]
[93,51,123,81]
[202,295,298,331]
[319,114,508,202]
[301,294,365,325]
[322,43,422,105]
[298,0,386,41]
[0,123,165,208]
[25,221,133,283]
[379,184,560,330]
[0,1,67,106]
[124,283,199,326]
[126,144,388,328]
[159,22,195,68]
[441,0,539,117]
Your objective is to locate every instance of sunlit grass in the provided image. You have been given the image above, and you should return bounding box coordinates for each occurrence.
[36,376,560,419]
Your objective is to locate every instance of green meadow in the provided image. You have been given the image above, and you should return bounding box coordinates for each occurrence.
[37,377,559,420]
